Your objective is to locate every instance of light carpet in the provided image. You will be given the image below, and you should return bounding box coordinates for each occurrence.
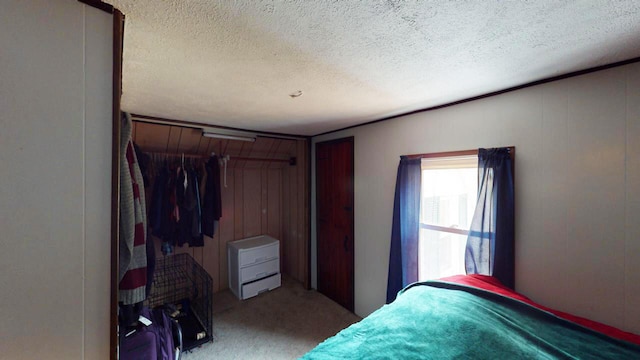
[182,277,360,360]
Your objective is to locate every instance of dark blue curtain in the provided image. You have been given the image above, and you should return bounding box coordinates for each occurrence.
[465,148,515,289]
[386,156,422,303]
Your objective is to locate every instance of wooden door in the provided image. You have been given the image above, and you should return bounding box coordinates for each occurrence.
[316,137,354,311]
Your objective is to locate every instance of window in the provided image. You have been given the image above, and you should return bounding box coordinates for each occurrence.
[418,154,478,281]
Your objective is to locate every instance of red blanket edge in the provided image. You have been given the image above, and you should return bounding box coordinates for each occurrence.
[440,274,640,345]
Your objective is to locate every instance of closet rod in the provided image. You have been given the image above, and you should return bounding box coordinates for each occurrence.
[234,156,292,164]
[149,151,204,159]
[147,151,295,164]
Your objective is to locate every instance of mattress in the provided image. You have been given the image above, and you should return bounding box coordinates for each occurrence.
[302,275,640,359]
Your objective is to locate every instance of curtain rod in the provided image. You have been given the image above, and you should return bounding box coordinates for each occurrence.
[146,151,295,164]
[405,149,478,159]
[404,147,514,160]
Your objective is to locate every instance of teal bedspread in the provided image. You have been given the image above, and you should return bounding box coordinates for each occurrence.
[302,281,640,359]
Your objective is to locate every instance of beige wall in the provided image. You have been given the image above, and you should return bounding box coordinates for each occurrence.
[311,62,640,334]
[0,1,113,358]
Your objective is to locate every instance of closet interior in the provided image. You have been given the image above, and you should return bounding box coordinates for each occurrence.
[131,120,310,294]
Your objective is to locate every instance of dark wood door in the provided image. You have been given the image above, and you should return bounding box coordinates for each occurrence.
[316,137,354,311]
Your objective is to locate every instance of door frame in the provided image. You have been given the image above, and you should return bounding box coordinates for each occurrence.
[76,2,123,358]
[315,136,355,311]
[110,7,124,360]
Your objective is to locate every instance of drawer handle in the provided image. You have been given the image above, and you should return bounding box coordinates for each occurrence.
[255,272,266,278]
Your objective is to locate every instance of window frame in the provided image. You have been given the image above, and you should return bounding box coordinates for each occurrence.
[415,150,479,281]
[419,153,478,236]
[410,147,515,281]
[411,147,515,235]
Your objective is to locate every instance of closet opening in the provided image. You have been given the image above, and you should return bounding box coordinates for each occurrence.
[117,117,310,304]
[116,115,310,354]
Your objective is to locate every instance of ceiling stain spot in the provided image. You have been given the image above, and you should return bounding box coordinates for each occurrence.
[385,0,403,12]
[262,3,275,14]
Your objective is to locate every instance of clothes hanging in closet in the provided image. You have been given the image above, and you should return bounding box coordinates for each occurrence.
[148,158,215,253]
[149,164,168,238]
[146,151,223,253]
[133,142,156,298]
[119,112,148,306]
[176,167,204,247]
[202,154,222,237]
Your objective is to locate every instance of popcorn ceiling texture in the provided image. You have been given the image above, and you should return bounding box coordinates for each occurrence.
[107,1,640,135]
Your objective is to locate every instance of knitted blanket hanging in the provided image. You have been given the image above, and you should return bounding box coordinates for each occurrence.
[118,112,148,305]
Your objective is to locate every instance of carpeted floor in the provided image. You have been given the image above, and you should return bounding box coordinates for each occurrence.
[182,276,361,360]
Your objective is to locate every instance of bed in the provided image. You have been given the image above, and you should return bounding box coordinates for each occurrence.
[302,275,640,359]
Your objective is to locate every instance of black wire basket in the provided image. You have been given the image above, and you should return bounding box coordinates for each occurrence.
[146,253,213,351]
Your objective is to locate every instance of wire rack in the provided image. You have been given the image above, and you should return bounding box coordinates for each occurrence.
[146,253,213,351]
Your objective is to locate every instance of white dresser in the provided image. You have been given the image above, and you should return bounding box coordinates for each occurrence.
[227,235,281,300]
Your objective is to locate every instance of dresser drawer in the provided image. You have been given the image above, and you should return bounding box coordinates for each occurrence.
[239,243,279,267]
[240,258,279,283]
[228,235,281,300]
[242,273,281,299]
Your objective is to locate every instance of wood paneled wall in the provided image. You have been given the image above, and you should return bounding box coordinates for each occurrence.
[170,167,284,292]
[133,121,309,292]
[282,140,310,287]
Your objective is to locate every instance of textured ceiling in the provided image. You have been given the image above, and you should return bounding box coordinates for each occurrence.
[106,1,640,136]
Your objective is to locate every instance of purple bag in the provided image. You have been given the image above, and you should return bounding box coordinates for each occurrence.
[120,326,159,360]
[151,307,176,360]
[120,307,178,360]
